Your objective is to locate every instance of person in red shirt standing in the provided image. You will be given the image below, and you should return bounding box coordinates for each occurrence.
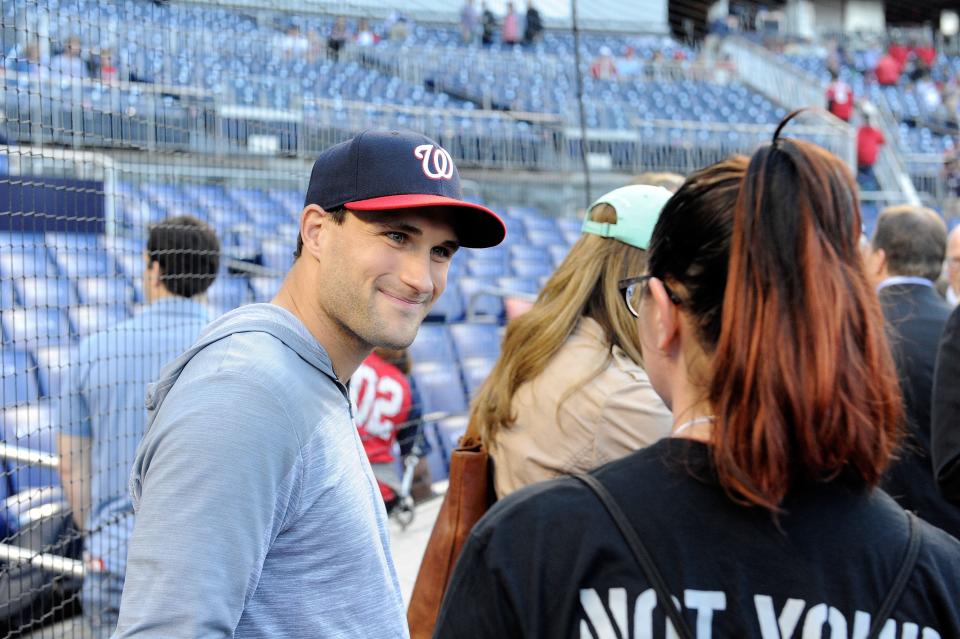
[857,103,885,190]
[826,70,854,122]
[875,52,902,86]
[351,347,415,506]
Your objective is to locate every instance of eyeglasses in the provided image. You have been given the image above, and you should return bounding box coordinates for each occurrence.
[618,274,683,318]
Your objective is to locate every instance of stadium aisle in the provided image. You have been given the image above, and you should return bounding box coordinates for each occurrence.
[389,488,445,605]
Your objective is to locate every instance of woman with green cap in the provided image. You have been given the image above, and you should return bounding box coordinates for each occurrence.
[471,184,674,499]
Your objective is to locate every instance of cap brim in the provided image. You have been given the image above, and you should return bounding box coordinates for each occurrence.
[345,194,506,248]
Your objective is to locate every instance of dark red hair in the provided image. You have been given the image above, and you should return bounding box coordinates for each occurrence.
[647,115,903,511]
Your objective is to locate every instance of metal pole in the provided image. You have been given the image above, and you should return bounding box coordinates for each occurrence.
[570,0,593,208]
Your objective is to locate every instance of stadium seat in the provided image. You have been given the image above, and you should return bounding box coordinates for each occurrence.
[458,276,504,321]
[434,415,470,464]
[68,305,129,338]
[426,282,465,323]
[461,358,495,396]
[449,323,501,362]
[75,277,135,307]
[465,259,510,278]
[0,247,55,279]
[509,244,552,263]
[526,228,566,248]
[0,402,62,490]
[548,244,570,267]
[1,350,40,408]
[410,362,468,416]
[511,259,553,279]
[0,308,74,347]
[497,277,539,296]
[34,344,78,400]
[207,275,252,312]
[409,324,456,365]
[1,279,17,310]
[249,276,282,302]
[13,277,79,310]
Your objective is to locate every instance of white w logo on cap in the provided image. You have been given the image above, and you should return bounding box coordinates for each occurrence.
[414,144,455,180]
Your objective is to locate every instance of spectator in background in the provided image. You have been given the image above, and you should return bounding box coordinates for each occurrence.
[590,46,617,80]
[864,205,960,539]
[856,103,884,191]
[112,130,505,637]
[460,0,478,44]
[94,48,119,83]
[57,216,219,638]
[438,129,960,637]
[355,18,378,47]
[826,69,853,122]
[327,16,348,61]
[385,12,410,42]
[276,24,309,60]
[875,50,902,86]
[523,1,543,46]
[915,70,942,114]
[617,46,641,80]
[888,40,909,69]
[932,304,960,502]
[472,184,678,499]
[502,2,521,46]
[50,36,88,79]
[945,225,960,306]
[481,3,497,47]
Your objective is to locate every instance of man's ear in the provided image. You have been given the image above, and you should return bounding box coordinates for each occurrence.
[647,277,681,356]
[300,204,332,258]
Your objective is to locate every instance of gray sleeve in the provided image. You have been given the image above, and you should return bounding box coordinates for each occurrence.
[113,373,302,638]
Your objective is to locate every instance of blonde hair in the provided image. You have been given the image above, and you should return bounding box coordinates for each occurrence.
[472,204,649,446]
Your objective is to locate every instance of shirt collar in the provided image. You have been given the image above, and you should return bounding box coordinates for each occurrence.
[876,276,935,293]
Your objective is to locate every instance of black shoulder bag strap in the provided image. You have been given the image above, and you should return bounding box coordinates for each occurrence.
[573,472,695,639]
[866,511,922,639]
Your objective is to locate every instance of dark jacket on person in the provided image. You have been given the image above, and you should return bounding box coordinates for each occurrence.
[932,305,960,502]
[878,282,960,538]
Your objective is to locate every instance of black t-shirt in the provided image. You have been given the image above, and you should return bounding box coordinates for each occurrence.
[434,439,960,638]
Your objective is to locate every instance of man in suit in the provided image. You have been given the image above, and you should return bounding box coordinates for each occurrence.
[866,204,960,538]
[932,305,960,502]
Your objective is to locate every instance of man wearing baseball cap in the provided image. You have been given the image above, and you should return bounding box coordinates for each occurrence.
[114,130,504,638]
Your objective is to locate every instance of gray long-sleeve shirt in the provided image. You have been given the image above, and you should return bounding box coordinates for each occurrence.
[113,304,407,638]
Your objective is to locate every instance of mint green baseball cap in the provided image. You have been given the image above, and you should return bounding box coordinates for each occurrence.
[581,184,673,250]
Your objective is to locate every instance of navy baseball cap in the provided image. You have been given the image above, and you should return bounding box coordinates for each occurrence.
[304,129,506,248]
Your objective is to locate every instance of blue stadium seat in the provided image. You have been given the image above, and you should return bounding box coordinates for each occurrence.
[548,244,570,267]
[68,305,129,338]
[409,324,456,365]
[497,277,540,296]
[260,238,293,274]
[1,350,39,407]
[249,276,282,302]
[466,259,510,278]
[461,358,495,397]
[449,323,502,362]
[1,279,17,310]
[511,259,553,279]
[0,247,55,279]
[76,277,135,307]
[556,217,582,234]
[13,276,79,310]
[411,362,467,417]
[0,402,61,490]
[34,344,77,400]
[1,308,74,347]
[458,277,504,320]
[48,235,116,278]
[434,415,470,464]
[527,228,566,248]
[426,282,465,323]
[509,245,552,263]
[207,275,252,312]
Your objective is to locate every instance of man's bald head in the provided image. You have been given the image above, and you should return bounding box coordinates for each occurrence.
[871,204,948,281]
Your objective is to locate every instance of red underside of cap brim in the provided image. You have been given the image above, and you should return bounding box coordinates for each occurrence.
[345,194,506,248]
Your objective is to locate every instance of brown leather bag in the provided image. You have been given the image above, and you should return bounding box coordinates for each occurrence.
[406,419,494,639]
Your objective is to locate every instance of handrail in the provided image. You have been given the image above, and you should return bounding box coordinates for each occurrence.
[0,544,85,578]
[0,443,59,469]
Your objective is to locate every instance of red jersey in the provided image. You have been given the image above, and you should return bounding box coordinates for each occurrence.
[888,44,909,66]
[857,126,885,167]
[914,46,936,67]
[350,352,412,465]
[826,80,853,121]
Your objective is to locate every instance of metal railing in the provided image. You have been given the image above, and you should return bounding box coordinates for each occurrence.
[720,36,919,206]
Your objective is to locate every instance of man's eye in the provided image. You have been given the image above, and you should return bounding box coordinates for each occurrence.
[432,246,452,259]
[386,231,406,243]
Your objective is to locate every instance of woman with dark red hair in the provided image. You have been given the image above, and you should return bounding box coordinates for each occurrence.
[434,116,960,638]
